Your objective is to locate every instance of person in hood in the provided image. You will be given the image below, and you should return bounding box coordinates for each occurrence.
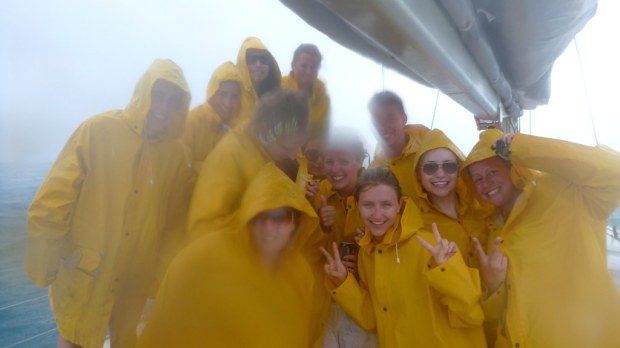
[412,129,490,268]
[368,91,430,201]
[135,162,319,347]
[236,36,281,123]
[462,129,620,348]
[321,167,487,348]
[182,61,242,170]
[25,59,194,348]
[282,43,331,139]
[187,90,310,240]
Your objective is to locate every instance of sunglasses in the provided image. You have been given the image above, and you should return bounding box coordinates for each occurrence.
[304,149,323,162]
[247,54,270,65]
[256,208,295,223]
[420,161,458,175]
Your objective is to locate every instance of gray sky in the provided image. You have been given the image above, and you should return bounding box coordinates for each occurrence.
[1,0,619,164]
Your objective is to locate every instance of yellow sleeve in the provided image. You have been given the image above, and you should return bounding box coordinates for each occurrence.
[329,272,377,332]
[424,251,485,328]
[26,124,88,287]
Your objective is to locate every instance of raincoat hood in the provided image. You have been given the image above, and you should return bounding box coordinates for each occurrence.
[236,37,282,95]
[237,162,318,250]
[205,61,242,104]
[123,59,191,140]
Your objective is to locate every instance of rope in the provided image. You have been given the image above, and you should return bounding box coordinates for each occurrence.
[574,38,599,144]
[430,89,440,129]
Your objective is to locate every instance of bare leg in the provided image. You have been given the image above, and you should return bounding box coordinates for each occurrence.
[57,334,82,348]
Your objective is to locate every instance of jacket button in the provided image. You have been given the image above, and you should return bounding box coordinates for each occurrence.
[134,189,139,194]
[440,267,445,272]
[515,344,520,348]
[383,307,387,312]
[378,250,382,254]
[332,291,336,295]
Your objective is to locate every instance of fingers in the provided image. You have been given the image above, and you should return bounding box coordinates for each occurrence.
[472,237,487,259]
[331,241,342,262]
[354,228,365,243]
[320,194,328,208]
[431,222,442,243]
[415,235,434,253]
[503,133,515,145]
[490,236,503,254]
[319,246,335,265]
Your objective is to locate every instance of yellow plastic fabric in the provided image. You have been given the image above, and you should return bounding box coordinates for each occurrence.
[235,37,282,123]
[330,198,487,348]
[464,131,620,347]
[136,162,319,347]
[370,124,430,200]
[25,59,194,348]
[281,73,330,138]
[182,61,242,170]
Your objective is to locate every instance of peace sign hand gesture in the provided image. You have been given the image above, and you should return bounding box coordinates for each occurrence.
[415,222,459,267]
[320,242,348,287]
[472,236,507,293]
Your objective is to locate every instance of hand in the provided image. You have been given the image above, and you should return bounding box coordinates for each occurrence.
[472,236,507,293]
[341,254,358,277]
[354,228,365,243]
[320,242,348,287]
[415,222,459,266]
[319,195,336,229]
[502,133,515,145]
[305,180,320,200]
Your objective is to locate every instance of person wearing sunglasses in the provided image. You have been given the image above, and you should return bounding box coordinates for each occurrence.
[236,37,282,123]
[136,162,319,347]
[462,129,620,348]
[182,61,242,171]
[282,43,331,139]
[412,129,490,268]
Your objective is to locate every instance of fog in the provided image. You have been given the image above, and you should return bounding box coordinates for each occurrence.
[1,0,619,164]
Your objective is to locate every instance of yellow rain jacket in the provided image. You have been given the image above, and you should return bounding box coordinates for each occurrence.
[187,125,309,240]
[282,73,331,137]
[412,129,490,267]
[25,59,194,348]
[330,198,487,348]
[136,162,319,348]
[462,130,620,348]
[236,37,282,123]
[370,124,430,201]
[182,61,242,170]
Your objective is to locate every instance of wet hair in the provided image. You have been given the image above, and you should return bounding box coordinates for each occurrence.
[292,43,322,66]
[368,90,405,114]
[325,128,368,163]
[247,50,281,98]
[354,167,402,202]
[252,90,310,144]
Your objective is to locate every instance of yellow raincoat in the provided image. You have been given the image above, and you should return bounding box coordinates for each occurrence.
[236,37,282,123]
[136,162,319,347]
[182,61,242,170]
[330,198,487,348]
[370,124,430,200]
[412,129,490,267]
[25,59,194,348]
[187,125,309,240]
[462,130,620,348]
[282,73,331,137]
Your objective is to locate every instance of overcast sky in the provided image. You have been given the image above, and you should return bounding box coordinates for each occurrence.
[1,0,618,164]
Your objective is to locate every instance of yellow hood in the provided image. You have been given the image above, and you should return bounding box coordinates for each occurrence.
[205,61,242,103]
[122,59,191,140]
[236,37,282,94]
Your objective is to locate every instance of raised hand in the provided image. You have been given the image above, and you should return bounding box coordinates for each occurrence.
[319,242,348,287]
[415,222,459,266]
[305,179,320,200]
[354,228,365,243]
[319,195,336,229]
[472,236,507,293]
[341,254,358,277]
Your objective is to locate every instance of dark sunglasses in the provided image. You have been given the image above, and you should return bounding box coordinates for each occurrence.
[247,54,270,65]
[304,149,323,162]
[420,161,458,175]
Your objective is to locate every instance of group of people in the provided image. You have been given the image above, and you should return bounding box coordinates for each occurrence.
[25,37,620,348]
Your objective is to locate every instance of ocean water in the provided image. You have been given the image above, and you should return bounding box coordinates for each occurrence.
[0,162,56,347]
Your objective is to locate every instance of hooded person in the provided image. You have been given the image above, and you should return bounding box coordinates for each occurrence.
[236,36,282,123]
[462,129,620,348]
[187,89,310,240]
[25,59,194,348]
[282,43,331,139]
[412,129,490,268]
[321,167,487,348]
[182,61,242,170]
[135,162,319,348]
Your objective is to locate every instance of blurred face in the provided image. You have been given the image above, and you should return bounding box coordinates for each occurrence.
[250,208,296,257]
[292,52,320,91]
[246,48,270,86]
[303,138,325,179]
[371,103,407,149]
[358,184,402,242]
[416,148,459,199]
[324,148,363,197]
[468,157,521,210]
[211,81,241,122]
[144,79,184,139]
[263,131,308,162]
